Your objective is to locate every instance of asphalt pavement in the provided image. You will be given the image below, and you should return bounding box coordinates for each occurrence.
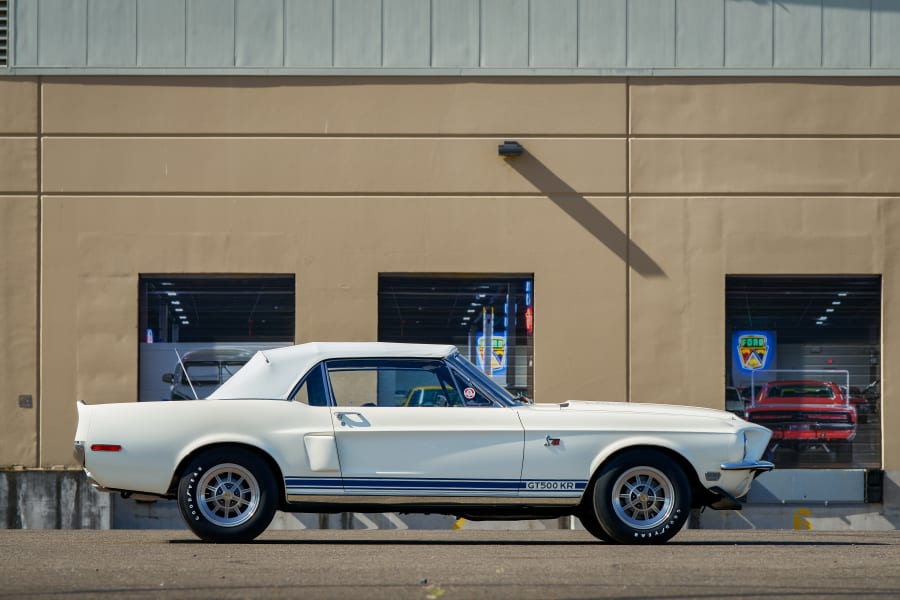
[1,528,899,599]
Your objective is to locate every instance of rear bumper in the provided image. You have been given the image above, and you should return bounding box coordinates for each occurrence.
[73,442,85,467]
[769,428,856,442]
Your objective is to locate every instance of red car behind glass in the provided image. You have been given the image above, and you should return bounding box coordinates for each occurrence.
[744,380,856,463]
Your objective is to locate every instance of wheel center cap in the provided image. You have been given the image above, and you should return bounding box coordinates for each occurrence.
[639,493,649,503]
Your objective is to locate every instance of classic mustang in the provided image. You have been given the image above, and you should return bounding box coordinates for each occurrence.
[744,380,857,462]
[74,342,773,544]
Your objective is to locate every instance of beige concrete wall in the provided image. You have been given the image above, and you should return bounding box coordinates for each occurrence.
[16,75,900,475]
[629,78,900,471]
[0,78,38,467]
[41,77,626,135]
[38,78,629,466]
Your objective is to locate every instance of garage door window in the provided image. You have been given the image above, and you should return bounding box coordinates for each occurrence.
[379,275,534,401]
[138,275,294,401]
[726,275,880,469]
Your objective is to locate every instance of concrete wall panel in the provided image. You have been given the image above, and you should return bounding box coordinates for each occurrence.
[0,79,38,133]
[0,139,37,193]
[631,138,900,195]
[0,197,38,468]
[42,137,623,195]
[631,79,900,136]
[41,77,626,135]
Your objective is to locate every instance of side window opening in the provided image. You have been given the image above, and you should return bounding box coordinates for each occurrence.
[292,364,328,406]
[448,367,496,407]
[323,359,475,408]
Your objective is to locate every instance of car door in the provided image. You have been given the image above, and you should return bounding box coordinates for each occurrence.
[325,358,525,498]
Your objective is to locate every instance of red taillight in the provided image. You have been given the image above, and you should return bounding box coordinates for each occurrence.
[90,444,122,452]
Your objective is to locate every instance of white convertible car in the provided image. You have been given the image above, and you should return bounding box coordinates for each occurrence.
[74,342,773,544]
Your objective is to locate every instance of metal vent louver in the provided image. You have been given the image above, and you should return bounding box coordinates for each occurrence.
[0,1,7,68]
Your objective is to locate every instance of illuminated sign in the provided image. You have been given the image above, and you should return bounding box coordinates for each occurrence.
[733,331,775,373]
[476,333,507,375]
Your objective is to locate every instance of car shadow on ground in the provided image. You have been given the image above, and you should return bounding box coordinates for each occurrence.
[168,538,886,546]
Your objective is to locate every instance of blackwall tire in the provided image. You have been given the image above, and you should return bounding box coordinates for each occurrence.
[591,450,691,544]
[578,512,615,543]
[177,448,278,543]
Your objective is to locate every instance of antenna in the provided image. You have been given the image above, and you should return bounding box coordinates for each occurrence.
[174,348,199,400]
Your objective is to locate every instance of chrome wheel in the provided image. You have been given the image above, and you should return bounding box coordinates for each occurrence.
[610,466,675,530]
[196,463,260,528]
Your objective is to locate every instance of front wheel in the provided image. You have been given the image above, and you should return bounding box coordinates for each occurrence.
[588,450,691,544]
[177,448,278,542]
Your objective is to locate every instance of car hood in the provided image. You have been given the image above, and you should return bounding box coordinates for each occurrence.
[535,400,738,420]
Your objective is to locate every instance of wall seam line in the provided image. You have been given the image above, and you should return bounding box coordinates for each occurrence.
[35,75,42,468]
[625,76,631,404]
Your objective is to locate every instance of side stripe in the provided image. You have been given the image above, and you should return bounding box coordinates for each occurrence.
[285,477,587,494]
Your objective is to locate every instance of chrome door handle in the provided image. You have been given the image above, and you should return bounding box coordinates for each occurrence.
[335,411,363,426]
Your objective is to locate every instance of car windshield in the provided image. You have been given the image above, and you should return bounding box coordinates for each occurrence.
[765,385,835,399]
[447,351,517,407]
[183,362,221,385]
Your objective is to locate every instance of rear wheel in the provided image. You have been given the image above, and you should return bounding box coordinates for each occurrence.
[177,448,277,542]
[589,450,691,544]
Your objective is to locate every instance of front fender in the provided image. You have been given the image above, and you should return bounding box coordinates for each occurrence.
[587,435,704,485]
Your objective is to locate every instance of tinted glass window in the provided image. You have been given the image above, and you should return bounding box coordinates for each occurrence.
[292,364,328,406]
[325,359,462,407]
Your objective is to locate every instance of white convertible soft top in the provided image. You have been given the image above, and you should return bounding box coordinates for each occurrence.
[207,342,456,400]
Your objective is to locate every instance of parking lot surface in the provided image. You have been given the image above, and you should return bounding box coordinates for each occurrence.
[1,528,899,599]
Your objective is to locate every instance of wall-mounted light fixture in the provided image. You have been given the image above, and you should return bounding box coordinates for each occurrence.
[498,140,524,158]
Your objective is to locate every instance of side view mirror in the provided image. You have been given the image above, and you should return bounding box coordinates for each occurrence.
[162,373,174,384]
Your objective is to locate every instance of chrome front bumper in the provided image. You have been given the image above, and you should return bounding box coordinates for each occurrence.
[720,459,775,475]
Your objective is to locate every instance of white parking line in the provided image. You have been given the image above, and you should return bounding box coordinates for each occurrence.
[384,512,408,530]
[353,513,378,530]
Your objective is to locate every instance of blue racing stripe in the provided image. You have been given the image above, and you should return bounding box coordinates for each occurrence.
[285,476,587,493]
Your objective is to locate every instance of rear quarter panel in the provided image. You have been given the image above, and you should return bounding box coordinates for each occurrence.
[77,400,334,495]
